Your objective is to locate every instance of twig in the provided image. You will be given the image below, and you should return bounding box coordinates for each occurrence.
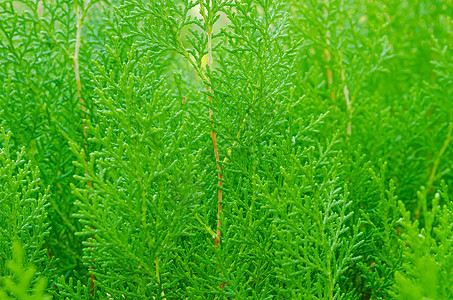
[199,0,223,248]
[428,122,453,191]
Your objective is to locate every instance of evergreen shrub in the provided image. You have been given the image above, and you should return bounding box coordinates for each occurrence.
[0,0,452,298]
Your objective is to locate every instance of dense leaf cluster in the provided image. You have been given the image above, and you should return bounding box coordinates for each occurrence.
[0,0,452,299]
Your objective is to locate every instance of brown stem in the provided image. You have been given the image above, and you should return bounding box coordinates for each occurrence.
[208,65,223,248]
[198,3,227,291]
[200,1,223,247]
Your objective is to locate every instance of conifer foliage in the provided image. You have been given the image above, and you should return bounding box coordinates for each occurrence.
[0,0,452,298]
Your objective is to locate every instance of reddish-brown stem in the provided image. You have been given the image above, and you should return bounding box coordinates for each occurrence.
[209,103,223,247]
[198,3,225,291]
[199,1,223,248]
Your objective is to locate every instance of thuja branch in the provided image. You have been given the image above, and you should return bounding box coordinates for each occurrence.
[73,0,96,292]
[199,0,223,247]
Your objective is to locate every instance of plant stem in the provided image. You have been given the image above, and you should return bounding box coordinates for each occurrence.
[428,122,453,190]
[344,85,352,137]
[74,2,84,118]
[199,0,223,247]
[323,1,334,102]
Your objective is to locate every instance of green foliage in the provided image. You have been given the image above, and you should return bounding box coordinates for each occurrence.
[393,183,453,299]
[0,0,115,278]
[1,0,452,298]
[0,128,50,279]
[0,242,50,300]
[52,276,97,300]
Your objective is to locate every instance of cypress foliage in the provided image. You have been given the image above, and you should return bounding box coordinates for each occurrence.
[0,0,452,298]
[0,128,51,297]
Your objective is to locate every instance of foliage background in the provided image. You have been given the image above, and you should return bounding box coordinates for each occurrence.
[0,0,452,299]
